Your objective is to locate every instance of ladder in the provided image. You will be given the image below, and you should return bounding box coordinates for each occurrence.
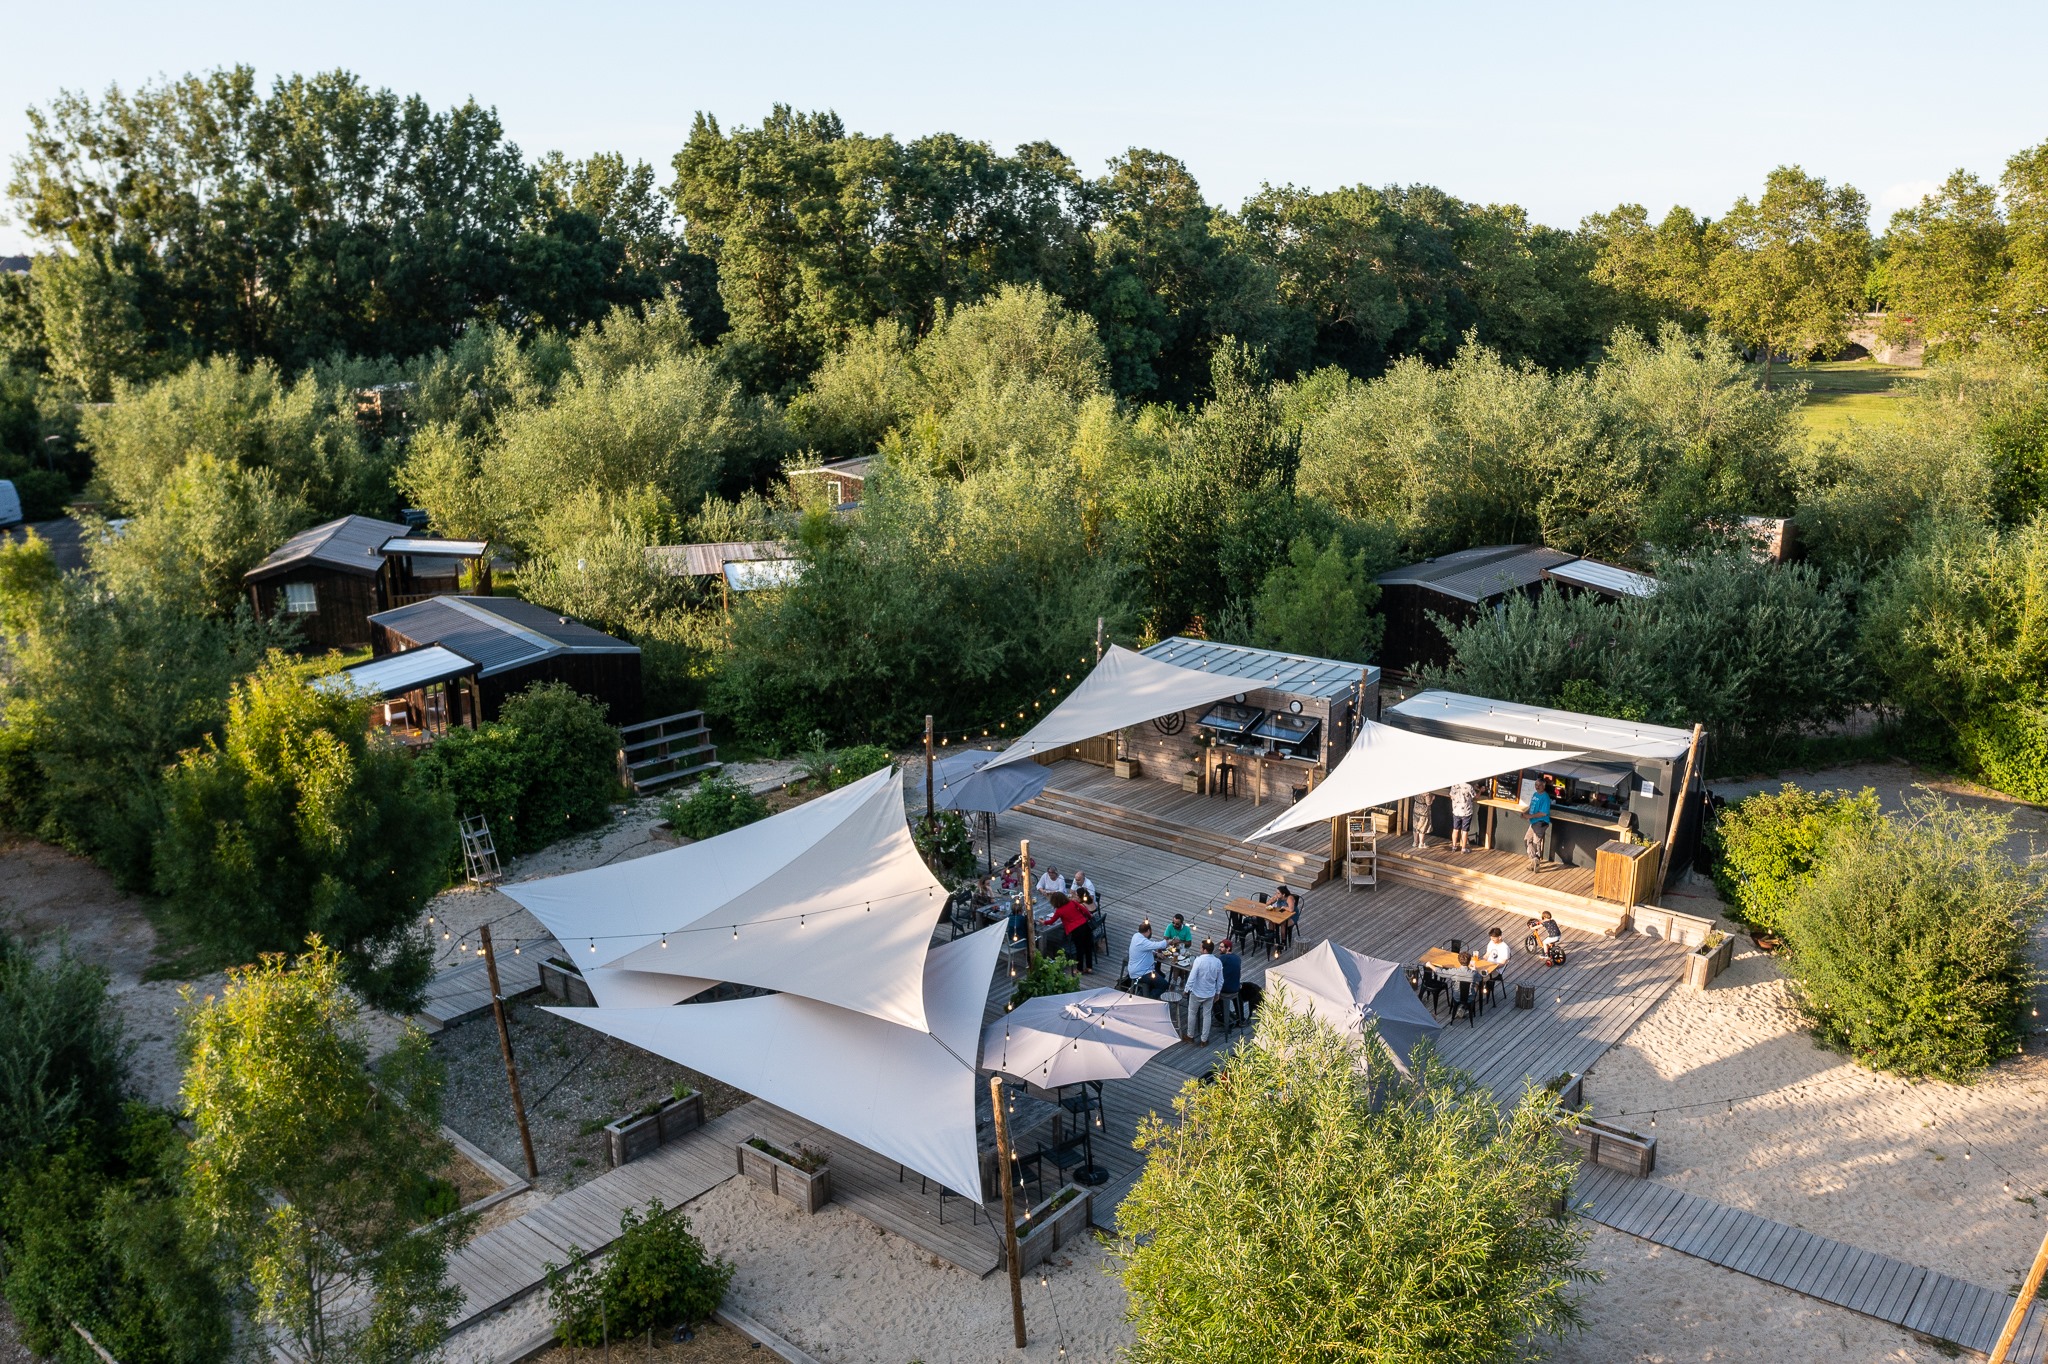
[459,813,502,884]
[1345,814,1379,891]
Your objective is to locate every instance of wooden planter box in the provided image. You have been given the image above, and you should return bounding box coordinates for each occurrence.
[1113,759,1139,779]
[603,1092,704,1169]
[1561,1118,1657,1177]
[1179,773,1201,794]
[736,1139,832,1214]
[1542,1072,1583,1112]
[538,958,596,1007]
[1013,1183,1095,1273]
[1682,934,1736,992]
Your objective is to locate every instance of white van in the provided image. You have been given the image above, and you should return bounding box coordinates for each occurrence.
[0,481,21,528]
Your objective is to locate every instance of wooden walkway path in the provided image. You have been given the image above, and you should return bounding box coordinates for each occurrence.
[414,952,540,1030]
[1576,1165,2048,1358]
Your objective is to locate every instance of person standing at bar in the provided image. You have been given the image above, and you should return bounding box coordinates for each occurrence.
[1449,780,1478,853]
[1411,790,1434,849]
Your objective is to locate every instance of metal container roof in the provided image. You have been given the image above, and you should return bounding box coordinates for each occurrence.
[1376,544,1577,604]
[369,597,638,676]
[311,645,477,698]
[1546,558,1659,599]
[380,536,489,558]
[1141,637,1374,701]
[246,515,413,580]
[723,558,806,591]
[646,541,792,577]
[1387,691,1694,761]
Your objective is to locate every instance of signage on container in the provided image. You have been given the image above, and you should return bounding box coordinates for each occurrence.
[1500,734,1550,748]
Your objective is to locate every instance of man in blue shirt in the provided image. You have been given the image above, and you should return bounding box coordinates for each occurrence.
[1522,778,1553,867]
[1126,920,1164,997]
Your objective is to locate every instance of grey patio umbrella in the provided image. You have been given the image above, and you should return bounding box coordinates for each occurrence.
[1265,939,1443,1071]
[930,747,1053,872]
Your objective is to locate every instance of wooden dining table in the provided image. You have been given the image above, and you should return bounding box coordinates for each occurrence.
[1419,946,1502,976]
[1225,897,1297,929]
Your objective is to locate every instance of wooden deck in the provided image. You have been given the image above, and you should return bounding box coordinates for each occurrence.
[1576,1166,2048,1358]
[414,953,541,1030]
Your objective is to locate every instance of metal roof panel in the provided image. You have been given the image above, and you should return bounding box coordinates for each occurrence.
[1141,637,1374,701]
[1388,690,1694,760]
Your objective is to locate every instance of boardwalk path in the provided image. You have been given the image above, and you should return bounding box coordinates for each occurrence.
[1576,1166,2048,1358]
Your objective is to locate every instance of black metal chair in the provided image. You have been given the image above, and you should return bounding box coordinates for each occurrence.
[1480,968,1504,1008]
[1417,965,1448,1016]
[1443,967,1480,1026]
[1039,1134,1089,1185]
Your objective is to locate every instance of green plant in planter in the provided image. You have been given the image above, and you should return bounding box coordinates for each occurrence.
[746,1136,828,1172]
[914,809,976,878]
[660,774,769,840]
[1009,951,1080,1010]
[545,1200,732,1344]
[671,1082,696,1104]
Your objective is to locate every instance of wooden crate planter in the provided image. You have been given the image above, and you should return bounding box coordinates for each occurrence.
[1013,1183,1095,1273]
[1179,772,1202,794]
[1561,1118,1657,1177]
[538,958,596,1007]
[1682,932,1736,992]
[603,1090,704,1169]
[1540,1071,1583,1112]
[1113,759,1139,779]
[736,1138,832,1214]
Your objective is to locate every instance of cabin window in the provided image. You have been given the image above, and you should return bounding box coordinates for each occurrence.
[282,582,317,615]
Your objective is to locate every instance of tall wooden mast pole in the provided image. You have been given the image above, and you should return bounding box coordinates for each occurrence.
[1989,1223,2048,1363]
[1019,836,1037,967]
[924,714,936,833]
[1659,723,1705,897]
[478,925,538,1179]
[990,1075,1028,1348]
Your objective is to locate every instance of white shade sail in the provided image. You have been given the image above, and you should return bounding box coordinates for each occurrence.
[503,766,947,1031]
[979,988,1178,1088]
[985,645,1252,770]
[1265,939,1443,1071]
[545,925,1003,1200]
[1245,719,1582,841]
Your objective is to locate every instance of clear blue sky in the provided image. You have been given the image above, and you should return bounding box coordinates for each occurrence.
[4,0,2045,255]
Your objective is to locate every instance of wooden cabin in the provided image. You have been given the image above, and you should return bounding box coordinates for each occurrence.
[785,456,871,509]
[245,516,488,650]
[1375,544,1576,673]
[312,645,482,746]
[367,596,643,724]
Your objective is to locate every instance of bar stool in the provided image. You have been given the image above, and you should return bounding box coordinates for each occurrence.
[1215,762,1237,800]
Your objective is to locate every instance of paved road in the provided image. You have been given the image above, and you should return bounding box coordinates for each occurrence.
[2,515,85,570]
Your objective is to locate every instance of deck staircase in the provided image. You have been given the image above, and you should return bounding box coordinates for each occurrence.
[1016,786,1330,885]
[1374,846,1631,934]
[616,711,720,795]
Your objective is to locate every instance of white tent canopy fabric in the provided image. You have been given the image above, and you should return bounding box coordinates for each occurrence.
[1245,719,1583,842]
[979,988,1178,1088]
[503,766,947,1030]
[546,926,1003,1200]
[984,645,1250,770]
[1265,940,1443,1070]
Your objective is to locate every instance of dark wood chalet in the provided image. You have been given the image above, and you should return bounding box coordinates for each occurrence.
[245,516,488,650]
[367,596,643,724]
[1375,544,1575,673]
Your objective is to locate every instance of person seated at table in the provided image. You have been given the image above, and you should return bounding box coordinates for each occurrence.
[1051,892,1095,972]
[1483,926,1511,966]
[1037,863,1067,897]
[1184,940,1224,1044]
[1272,881,1303,936]
[1070,869,1097,904]
[999,859,1020,894]
[1163,913,1194,948]
[1126,920,1164,997]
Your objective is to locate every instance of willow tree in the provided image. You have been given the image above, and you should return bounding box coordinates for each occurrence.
[1114,1003,1591,1364]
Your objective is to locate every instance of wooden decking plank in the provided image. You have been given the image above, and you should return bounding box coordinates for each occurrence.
[1906,1273,1967,1340]
[1844,1255,1909,1316]
[1795,1239,1853,1300]
[1699,1204,1759,1265]
[1669,1202,1737,1261]
[1724,1219,1793,1278]
[1947,1283,2002,1351]
[1654,1197,1723,1259]
[1825,1248,1888,1313]
[1874,1264,1928,1323]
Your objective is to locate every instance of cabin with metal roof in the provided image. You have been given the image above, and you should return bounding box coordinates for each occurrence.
[645,541,792,579]
[1375,544,1576,672]
[1544,558,1660,600]
[367,596,642,723]
[311,646,482,745]
[785,456,872,510]
[244,515,492,650]
[1094,638,1379,804]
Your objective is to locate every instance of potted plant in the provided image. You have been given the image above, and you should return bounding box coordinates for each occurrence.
[1683,930,1736,991]
[1541,1071,1584,1112]
[603,1084,705,1169]
[736,1136,832,1213]
[1013,1183,1095,1272]
[539,957,596,1007]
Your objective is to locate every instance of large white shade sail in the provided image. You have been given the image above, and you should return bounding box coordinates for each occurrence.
[546,926,1003,1200]
[503,766,947,1030]
[1265,940,1443,1070]
[1246,719,1582,842]
[984,645,1252,769]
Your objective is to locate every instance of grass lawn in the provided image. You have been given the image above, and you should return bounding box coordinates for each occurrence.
[1776,359,1928,438]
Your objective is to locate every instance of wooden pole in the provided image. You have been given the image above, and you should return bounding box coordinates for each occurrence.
[924,714,936,833]
[1019,838,1037,966]
[479,925,539,1179]
[990,1075,1028,1348]
[70,1323,120,1364]
[1095,616,1104,662]
[1658,723,1705,897]
[1989,1223,2048,1363]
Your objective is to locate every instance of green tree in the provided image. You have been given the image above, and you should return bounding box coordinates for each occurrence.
[418,682,619,857]
[0,931,126,1164]
[1706,784,1883,936]
[30,250,152,400]
[89,454,308,616]
[155,656,452,1010]
[182,940,470,1363]
[1873,170,2007,353]
[1250,534,1381,661]
[1114,1004,1590,1363]
[1702,166,1872,386]
[2000,136,2048,348]
[1777,797,2043,1082]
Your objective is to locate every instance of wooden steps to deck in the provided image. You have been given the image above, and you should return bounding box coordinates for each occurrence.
[1017,787,1330,885]
[616,711,721,795]
[1375,846,1631,934]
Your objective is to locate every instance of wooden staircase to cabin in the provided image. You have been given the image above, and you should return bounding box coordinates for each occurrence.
[617,711,721,795]
[1373,846,1632,935]
[1015,787,1331,886]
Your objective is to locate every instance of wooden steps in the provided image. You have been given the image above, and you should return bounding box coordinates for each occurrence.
[1376,846,1630,934]
[1017,787,1330,885]
[616,711,721,795]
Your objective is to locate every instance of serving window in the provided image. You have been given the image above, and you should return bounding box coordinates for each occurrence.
[1197,702,1266,745]
[1249,711,1321,758]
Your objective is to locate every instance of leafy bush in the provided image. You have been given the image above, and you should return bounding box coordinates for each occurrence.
[419,682,620,858]
[660,774,768,840]
[914,809,977,880]
[1706,784,1882,936]
[1114,1005,1590,1362]
[546,1201,733,1345]
[826,743,892,788]
[0,1107,233,1364]
[0,932,127,1164]
[1009,951,1080,1010]
[1248,533,1382,662]
[1954,702,2048,804]
[155,654,454,1011]
[1777,797,2044,1082]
